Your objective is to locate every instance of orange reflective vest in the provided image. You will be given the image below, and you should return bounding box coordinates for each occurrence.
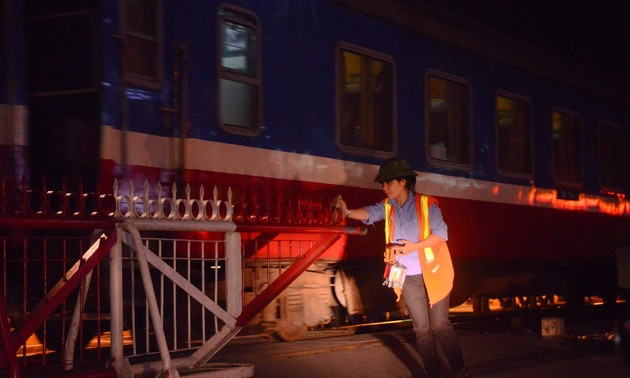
[385,193,454,306]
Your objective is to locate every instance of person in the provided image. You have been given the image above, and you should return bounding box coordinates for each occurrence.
[334,157,465,378]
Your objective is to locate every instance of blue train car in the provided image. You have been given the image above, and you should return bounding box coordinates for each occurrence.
[2,0,630,329]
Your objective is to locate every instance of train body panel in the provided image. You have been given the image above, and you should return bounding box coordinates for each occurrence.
[2,0,630,334]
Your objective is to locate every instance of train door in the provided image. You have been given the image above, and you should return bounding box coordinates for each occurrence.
[22,0,100,191]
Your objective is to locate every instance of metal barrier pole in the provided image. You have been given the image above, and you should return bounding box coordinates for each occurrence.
[120,221,173,373]
[225,231,242,318]
[0,297,18,378]
[110,225,125,376]
[63,270,93,371]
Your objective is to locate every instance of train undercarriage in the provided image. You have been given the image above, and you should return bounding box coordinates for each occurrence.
[239,254,624,341]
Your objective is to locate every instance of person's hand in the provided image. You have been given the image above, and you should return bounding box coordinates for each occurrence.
[332,195,348,218]
[388,239,412,255]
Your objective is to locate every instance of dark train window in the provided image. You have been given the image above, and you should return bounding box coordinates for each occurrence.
[336,43,395,157]
[496,93,533,176]
[426,72,472,168]
[599,123,624,192]
[552,110,582,184]
[218,6,261,136]
[121,0,162,89]
[24,9,97,95]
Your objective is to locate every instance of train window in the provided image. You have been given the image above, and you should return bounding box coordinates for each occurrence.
[336,43,395,157]
[121,0,163,89]
[552,110,582,185]
[599,123,624,192]
[23,9,97,95]
[218,6,261,136]
[426,72,472,168]
[496,93,533,176]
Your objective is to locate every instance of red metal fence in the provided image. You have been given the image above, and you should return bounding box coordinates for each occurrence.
[0,178,365,377]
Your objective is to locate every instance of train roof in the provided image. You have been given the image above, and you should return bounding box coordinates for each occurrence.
[333,0,630,106]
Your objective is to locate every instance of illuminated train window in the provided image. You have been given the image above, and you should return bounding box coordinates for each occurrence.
[218,5,261,136]
[496,93,533,177]
[552,110,582,185]
[121,0,163,89]
[599,122,624,192]
[425,72,472,168]
[336,42,396,158]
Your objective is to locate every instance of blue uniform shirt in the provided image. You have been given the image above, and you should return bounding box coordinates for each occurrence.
[362,194,448,275]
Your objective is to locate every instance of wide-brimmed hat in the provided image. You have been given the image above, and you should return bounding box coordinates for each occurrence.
[374,158,417,183]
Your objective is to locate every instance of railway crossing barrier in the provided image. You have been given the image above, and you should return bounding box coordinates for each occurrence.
[0,177,366,377]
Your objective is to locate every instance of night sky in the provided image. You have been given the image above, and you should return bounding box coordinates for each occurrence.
[422,0,630,85]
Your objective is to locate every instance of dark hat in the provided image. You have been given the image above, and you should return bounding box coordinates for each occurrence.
[374,158,417,183]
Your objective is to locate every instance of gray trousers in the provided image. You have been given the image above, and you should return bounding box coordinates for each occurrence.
[403,274,464,377]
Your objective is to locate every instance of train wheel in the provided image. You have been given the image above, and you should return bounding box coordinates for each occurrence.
[516,296,536,308]
[564,293,586,305]
[602,289,619,305]
[472,296,490,313]
[451,264,478,308]
[449,288,471,308]
[537,294,555,306]
[276,319,307,341]
[498,297,516,310]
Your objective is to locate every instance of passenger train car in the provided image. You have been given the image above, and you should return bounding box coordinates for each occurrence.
[2,0,630,335]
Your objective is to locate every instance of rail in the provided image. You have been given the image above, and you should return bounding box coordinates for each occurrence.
[0,177,366,377]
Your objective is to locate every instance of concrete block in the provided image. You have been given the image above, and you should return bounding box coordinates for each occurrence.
[542,316,565,338]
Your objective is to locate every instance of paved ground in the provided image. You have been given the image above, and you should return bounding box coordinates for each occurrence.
[209,325,630,378]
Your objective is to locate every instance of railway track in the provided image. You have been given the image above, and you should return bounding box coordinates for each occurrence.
[231,300,628,345]
[208,302,629,377]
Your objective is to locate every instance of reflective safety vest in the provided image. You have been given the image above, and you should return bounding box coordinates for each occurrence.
[385,193,455,306]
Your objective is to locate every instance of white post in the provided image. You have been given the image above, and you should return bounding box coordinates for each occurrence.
[110,227,125,376]
[225,232,242,318]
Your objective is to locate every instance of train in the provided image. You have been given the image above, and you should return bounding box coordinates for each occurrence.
[2,0,630,339]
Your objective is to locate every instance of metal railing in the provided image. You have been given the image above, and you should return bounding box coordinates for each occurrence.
[0,177,366,377]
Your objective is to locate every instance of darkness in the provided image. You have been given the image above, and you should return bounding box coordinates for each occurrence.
[422,0,630,85]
